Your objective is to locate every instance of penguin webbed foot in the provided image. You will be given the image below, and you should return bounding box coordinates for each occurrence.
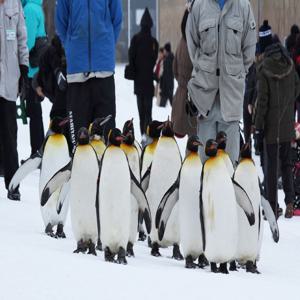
[73,240,88,254]
[185,255,198,269]
[87,240,97,256]
[96,238,103,251]
[246,261,260,274]
[198,254,209,268]
[117,247,127,265]
[138,231,147,242]
[104,247,115,263]
[45,223,56,238]
[126,242,135,257]
[229,260,238,272]
[172,244,184,261]
[151,242,161,257]
[219,263,229,274]
[55,224,66,239]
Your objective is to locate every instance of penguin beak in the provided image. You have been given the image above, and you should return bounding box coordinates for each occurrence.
[59,117,69,127]
[128,118,134,127]
[192,140,203,147]
[100,114,112,126]
[116,135,125,142]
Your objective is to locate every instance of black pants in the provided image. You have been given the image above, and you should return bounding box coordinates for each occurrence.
[159,93,173,107]
[265,142,295,213]
[243,105,252,145]
[0,98,19,189]
[67,76,116,151]
[26,79,45,154]
[136,95,153,135]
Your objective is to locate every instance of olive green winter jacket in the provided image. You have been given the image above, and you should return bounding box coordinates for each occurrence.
[255,43,300,144]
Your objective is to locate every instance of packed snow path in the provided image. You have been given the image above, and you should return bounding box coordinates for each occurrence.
[0,66,300,300]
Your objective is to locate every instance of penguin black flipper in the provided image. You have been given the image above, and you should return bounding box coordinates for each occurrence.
[8,151,42,192]
[41,161,72,207]
[199,164,206,252]
[156,174,180,241]
[56,180,70,214]
[232,178,255,226]
[141,163,152,192]
[130,168,152,234]
[258,180,279,243]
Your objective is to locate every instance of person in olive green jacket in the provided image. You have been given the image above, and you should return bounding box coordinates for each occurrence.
[255,21,300,219]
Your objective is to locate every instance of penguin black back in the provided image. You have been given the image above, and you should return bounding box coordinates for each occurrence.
[216,131,227,150]
[205,139,218,157]
[77,128,90,145]
[161,120,174,138]
[108,128,123,147]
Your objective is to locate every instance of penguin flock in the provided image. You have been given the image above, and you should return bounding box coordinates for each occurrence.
[9,117,279,273]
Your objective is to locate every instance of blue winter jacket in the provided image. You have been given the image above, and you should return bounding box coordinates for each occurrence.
[55,0,122,75]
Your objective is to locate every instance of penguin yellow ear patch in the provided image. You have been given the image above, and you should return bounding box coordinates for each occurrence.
[146,126,150,136]
[88,123,93,134]
[108,129,112,140]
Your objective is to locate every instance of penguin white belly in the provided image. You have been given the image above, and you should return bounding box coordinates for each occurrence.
[234,161,261,263]
[179,156,203,259]
[146,137,181,245]
[39,135,70,226]
[70,145,99,243]
[100,147,131,253]
[121,145,141,245]
[203,157,238,263]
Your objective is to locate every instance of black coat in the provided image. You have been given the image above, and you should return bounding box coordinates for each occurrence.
[244,63,257,108]
[129,29,158,97]
[160,52,174,98]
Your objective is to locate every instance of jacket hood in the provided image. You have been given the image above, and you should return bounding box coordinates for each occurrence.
[260,43,294,79]
[140,8,153,29]
[21,0,43,7]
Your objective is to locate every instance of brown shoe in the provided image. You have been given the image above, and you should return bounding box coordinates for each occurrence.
[285,203,294,219]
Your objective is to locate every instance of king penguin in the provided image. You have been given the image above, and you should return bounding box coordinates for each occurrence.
[41,128,100,254]
[121,119,141,257]
[216,131,234,177]
[146,120,183,259]
[9,117,70,238]
[99,128,151,264]
[200,140,255,274]
[156,136,208,268]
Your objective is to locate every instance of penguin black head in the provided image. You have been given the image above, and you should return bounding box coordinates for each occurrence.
[187,135,203,152]
[49,117,69,134]
[108,128,124,147]
[161,118,174,138]
[216,131,227,150]
[89,115,112,137]
[240,143,252,159]
[205,139,218,157]
[146,120,163,139]
[122,118,135,145]
[77,127,90,145]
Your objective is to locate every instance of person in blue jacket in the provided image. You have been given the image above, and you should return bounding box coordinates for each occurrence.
[22,0,46,155]
[56,0,122,149]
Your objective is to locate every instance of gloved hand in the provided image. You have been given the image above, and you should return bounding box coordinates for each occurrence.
[55,69,67,91]
[254,129,264,153]
[19,65,29,99]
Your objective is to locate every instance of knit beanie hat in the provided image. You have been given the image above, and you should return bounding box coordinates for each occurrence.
[259,20,273,53]
[164,42,171,53]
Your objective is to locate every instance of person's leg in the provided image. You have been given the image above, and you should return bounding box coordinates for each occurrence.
[0,98,19,192]
[243,106,252,145]
[136,95,145,136]
[91,76,116,141]
[144,96,153,135]
[280,142,295,217]
[265,143,279,216]
[26,80,45,154]
[67,82,92,151]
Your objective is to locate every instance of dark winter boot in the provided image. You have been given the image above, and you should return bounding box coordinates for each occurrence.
[229,260,238,271]
[198,254,209,268]
[246,261,260,274]
[45,223,56,238]
[219,263,229,274]
[185,255,197,269]
[104,247,115,263]
[210,262,218,273]
[96,238,103,251]
[55,224,66,238]
[117,247,127,265]
[151,242,161,257]
[87,239,97,256]
[126,242,135,257]
[73,240,87,254]
[172,244,184,260]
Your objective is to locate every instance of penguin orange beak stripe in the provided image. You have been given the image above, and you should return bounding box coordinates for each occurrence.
[59,117,69,127]
[192,141,203,146]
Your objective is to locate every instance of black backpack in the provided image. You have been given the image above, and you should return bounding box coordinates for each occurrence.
[29,36,49,68]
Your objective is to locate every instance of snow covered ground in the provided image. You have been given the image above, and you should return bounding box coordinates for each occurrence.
[0,65,300,300]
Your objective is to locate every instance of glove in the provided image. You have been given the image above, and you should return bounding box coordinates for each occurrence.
[254,129,264,153]
[55,69,67,91]
[19,65,29,99]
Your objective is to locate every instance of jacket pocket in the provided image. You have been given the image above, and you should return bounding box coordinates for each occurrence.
[225,18,243,55]
[199,19,217,55]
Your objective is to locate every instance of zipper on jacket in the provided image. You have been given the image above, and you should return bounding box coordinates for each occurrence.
[88,0,92,71]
